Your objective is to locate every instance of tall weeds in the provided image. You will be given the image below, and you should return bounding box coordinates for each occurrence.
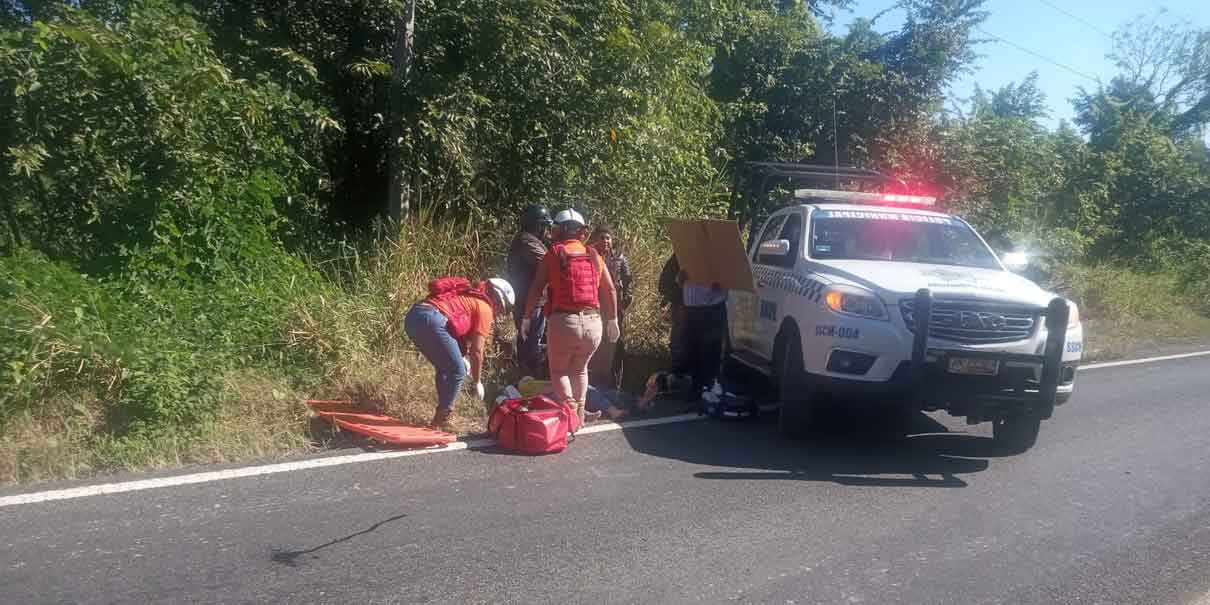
[286,218,681,427]
[286,218,513,431]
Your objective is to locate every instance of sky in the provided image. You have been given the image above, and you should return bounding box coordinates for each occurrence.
[834,0,1209,130]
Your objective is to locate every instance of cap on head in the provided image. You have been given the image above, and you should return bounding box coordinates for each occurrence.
[553,208,587,229]
[486,277,515,310]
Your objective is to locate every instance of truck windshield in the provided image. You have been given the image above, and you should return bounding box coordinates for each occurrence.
[809,209,1001,270]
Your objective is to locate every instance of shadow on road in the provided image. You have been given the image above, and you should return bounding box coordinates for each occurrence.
[271,513,409,567]
[623,410,995,488]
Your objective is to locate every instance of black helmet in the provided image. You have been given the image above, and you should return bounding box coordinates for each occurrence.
[521,205,552,230]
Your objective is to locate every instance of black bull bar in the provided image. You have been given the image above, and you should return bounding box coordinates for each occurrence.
[909,288,1070,413]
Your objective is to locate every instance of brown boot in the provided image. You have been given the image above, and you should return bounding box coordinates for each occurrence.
[428,407,453,431]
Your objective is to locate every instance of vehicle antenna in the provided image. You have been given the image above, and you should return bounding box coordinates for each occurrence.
[832,95,840,190]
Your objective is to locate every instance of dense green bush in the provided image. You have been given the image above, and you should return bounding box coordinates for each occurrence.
[0,246,321,437]
[0,0,330,273]
[0,1,329,446]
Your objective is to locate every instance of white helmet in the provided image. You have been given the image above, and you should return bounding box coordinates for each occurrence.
[486,277,515,310]
[552,208,586,228]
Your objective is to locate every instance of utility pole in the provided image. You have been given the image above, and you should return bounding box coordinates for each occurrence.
[387,0,416,223]
[3,201,21,248]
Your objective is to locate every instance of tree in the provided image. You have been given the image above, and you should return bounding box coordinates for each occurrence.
[717,0,988,220]
[1066,11,1210,263]
[937,77,1058,235]
[1109,11,1210,137]
[1075,11,1210,145]
[986,72,1048,121]
[386,0,417,223]
[0,0,329,275]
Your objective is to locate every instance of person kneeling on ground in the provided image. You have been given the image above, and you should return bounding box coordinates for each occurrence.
[405,277,515,430]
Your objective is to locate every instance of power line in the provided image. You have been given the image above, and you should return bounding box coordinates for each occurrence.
[974,26,1102,83]
[1035,0,1114,39]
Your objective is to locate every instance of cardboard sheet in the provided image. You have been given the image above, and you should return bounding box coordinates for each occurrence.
[664,218,756,292]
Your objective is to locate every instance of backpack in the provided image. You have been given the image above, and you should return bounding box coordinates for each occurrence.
[425,277,491,340]
[487,395,577,455]
[427,276,474,299]
[549,243,600,311]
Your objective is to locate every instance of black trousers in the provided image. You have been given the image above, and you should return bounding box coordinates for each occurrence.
[669,304,689,371]
[673,302,727,400]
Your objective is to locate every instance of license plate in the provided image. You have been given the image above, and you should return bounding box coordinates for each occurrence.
[947,357,1000,376]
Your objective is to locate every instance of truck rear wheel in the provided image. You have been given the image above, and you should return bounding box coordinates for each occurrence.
[992,413,1042,454]
[777,332,814,440]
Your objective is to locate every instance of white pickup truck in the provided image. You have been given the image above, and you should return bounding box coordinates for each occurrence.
[726,165,1083,454]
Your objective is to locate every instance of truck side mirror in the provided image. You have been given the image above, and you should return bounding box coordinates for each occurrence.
[1001,251,1028,272]
[758,239,791,258]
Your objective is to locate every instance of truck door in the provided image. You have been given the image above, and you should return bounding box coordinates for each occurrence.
[752,210,804,361]
[730,214,785,356]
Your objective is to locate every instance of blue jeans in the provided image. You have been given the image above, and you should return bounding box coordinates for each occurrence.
[404,303,467,411]
[585,386,638,413]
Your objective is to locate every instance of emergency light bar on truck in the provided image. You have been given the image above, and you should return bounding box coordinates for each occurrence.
[793,188,937,206]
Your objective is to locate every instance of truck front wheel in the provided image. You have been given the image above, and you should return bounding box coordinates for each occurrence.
[992,413,1042,454]
[777,333,814,440]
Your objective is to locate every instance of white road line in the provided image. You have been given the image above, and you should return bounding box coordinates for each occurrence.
[0,413,704,509]
[0,441,480,508]
[1081,350,1210,371]
[5,349,1210,509]
[576,412,706,435]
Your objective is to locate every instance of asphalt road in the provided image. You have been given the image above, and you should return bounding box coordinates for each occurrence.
[4,357,1210,604]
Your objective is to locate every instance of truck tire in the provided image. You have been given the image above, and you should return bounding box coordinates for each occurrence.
[777,330,814,440]
[992,413,1042,454]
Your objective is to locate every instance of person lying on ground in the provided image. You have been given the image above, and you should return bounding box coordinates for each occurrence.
[514,376,653,423]
[585,385,642,421]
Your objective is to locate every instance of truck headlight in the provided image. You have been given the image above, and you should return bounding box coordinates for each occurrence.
[824,286,888,320]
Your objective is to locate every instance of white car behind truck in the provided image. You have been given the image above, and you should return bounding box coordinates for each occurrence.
[726,164,1083,453]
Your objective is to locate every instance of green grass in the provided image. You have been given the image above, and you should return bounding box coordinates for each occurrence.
[1053,265,1210,362]
[0,370,313,484]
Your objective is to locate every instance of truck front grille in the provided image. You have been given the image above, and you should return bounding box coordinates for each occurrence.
[900,300,1039,345]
